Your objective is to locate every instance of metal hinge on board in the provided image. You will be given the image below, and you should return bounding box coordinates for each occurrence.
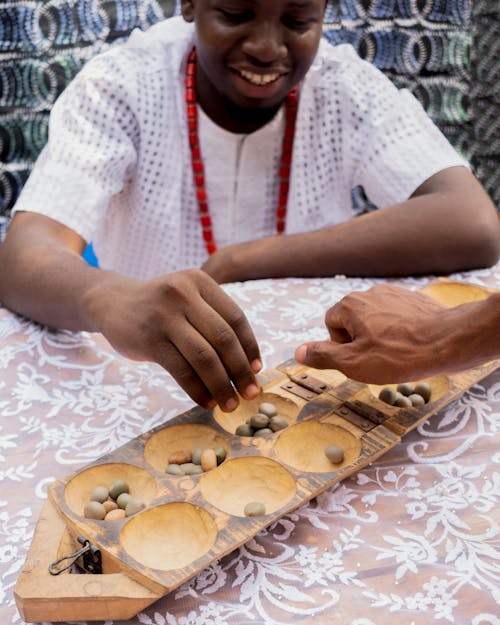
[280,373,332,401]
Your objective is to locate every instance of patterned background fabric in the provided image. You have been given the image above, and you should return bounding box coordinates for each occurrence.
[0,0,498,237]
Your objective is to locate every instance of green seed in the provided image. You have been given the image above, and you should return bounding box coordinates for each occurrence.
[414,381,432,403]
[394,393,412,407]
[378,387,397,405]
[269,415,288,431]
[116,492,132,509]
[244,501,266,517]
[166,464,184,475]
[213,446,227,464]
[109,480,129,500]
[325,444,344,464]
[125,498,145,517]
[84,501,106,520]
[253,428,273,437]
[250,413,270,429]
[397,383,414,397]
[192,447,203,465]
[235,423,254,437]
[408,393,426,407]
[180,462,203,475]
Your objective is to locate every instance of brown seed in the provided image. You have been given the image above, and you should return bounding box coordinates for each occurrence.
[105,508,126,521]
[102,500,118,513]
[168,449,192,465]
[192,447,203,465]
[201,448,217,472]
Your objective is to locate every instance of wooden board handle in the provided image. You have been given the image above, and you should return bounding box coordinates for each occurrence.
[14,498,162,623]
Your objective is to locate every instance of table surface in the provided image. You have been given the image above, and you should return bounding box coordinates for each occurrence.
[1,265,499,625]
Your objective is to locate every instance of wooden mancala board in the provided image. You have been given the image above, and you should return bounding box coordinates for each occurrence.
[15,280,499,623]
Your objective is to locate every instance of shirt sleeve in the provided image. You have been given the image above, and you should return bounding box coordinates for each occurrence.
[12,51,138,243]
[345,56,469,208]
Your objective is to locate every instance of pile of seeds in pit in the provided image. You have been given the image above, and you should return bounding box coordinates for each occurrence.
[378,381,432,407]
[83,479,144,521]
[165,446,227,476]
[235,402,288,437]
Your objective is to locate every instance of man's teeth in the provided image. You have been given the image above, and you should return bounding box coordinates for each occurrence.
[240,69,280,85]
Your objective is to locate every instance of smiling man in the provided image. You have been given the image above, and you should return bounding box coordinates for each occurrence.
[0,0,498,414]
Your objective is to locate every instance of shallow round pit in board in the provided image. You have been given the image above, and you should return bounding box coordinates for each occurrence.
[120,502,217,571]
[419,281,491,308]
[213,392,299,435]
[64,463,157,519]
[369,375,449,407]
[199,456,296,516]
[273,421,361,472]
[143,423,229,474]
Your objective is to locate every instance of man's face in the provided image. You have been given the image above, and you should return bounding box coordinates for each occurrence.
[182,0,325,130]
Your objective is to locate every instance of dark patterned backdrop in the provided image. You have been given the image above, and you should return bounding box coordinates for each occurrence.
[0,0,498,236]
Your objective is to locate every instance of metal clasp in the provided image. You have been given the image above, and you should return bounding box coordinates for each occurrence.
[48,535,102,575]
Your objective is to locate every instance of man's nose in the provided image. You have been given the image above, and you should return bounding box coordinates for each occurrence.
[241,21,287,64]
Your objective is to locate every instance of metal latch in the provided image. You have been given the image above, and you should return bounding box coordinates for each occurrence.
[49,535,102,575]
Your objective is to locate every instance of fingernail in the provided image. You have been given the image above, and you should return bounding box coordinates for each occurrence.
[295,345,307,363]
[244,383,260,400]
[251,358,262,373]
[204,398,216,409]
[223,397,238,412]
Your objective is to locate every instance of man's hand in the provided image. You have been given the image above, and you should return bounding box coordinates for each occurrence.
[87,268,262,410]
[295,284,448,383]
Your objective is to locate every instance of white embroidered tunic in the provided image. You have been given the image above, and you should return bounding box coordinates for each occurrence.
[14,16,467,279]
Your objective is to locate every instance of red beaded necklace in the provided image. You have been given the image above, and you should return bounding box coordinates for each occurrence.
[185,48,298,255]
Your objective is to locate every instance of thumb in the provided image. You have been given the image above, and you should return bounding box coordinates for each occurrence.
[295,340,351,371]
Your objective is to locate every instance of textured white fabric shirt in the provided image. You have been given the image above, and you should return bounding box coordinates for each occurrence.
[14,16,467,279]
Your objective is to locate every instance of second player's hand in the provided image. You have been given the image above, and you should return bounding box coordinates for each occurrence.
[295,284,447,383]
[85,268,262,410]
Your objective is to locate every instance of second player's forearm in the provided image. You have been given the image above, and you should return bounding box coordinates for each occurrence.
[212,191,498,282]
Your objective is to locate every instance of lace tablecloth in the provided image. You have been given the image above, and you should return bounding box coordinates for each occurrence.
[1,266,499,625]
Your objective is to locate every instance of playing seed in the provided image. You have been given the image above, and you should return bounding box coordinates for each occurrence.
[84,501,106,520]
[258,402,278,418]
[109,480,129,500]
[324,444,344,464]
[414,381,432,402]
[378,387,398,405]
[244,501,266,517]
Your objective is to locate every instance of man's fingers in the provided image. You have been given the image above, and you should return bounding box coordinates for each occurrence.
[153,341,215,409]
[295,340,351,371]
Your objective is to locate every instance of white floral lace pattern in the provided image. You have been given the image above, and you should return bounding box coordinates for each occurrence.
[1,268,499,625]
